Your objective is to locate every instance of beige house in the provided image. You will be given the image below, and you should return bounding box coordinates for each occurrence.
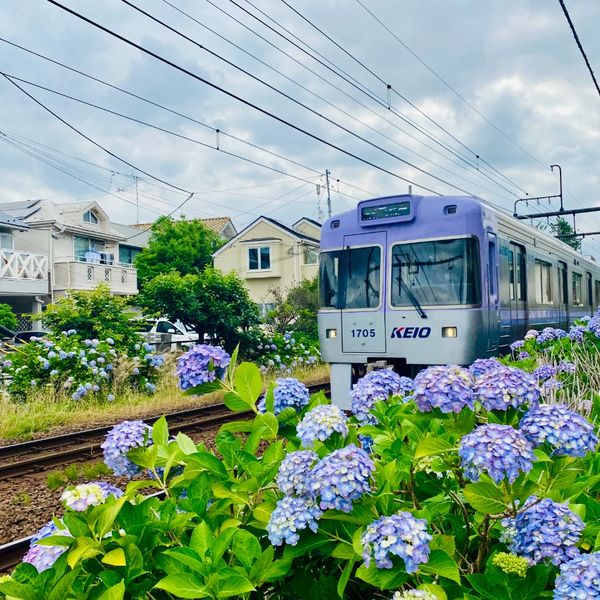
[213,216,320,316]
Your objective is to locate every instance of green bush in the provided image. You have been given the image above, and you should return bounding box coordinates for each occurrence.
[0,303,17,331]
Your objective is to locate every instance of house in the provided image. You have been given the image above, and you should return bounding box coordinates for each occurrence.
[0,199,138,304]
[212,216,320,316]
[129,216,237,242]
[0,209,49,325]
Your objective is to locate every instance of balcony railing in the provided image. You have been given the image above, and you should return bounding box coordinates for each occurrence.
[0,249,48,280]
[54,259,137,295]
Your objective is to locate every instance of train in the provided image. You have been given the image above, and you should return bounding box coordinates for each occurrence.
[317,194,600,407]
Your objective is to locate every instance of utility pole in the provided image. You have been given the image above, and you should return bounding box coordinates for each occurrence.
[325,169,332,218]
[550,164,564,212]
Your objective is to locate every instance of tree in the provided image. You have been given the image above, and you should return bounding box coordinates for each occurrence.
[134,216,225,285]
[41,284,141,350]
[137,268,260,354]
[0,303,18,332]
[266,277,319,340]
[550,217,582,252]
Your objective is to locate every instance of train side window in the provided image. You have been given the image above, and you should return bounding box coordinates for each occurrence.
[534,260,553,304]
[558,261,568,304]
[509,242,526,301]
[572,272,583,306]
[319,251,341,308]
[488,237,497,298]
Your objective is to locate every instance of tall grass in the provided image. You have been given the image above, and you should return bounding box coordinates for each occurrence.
[0,361,329,442]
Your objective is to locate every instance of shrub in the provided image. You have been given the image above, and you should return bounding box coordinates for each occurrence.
[255,330,320,374]
[0,303,17,331]
[3,336,599,600]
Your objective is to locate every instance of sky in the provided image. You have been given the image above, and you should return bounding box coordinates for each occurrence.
[1,0,600,254]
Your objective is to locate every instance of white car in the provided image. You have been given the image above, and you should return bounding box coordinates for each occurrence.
[139,318,199,350]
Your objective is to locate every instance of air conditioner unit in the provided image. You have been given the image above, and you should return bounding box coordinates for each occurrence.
[100,252,114,265]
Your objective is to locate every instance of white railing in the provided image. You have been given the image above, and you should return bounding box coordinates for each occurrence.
[54,260,137,294]
[0,250,48,281]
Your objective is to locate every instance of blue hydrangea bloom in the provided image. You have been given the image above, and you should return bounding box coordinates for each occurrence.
[473,366,540,411]
[588,316,600,338]
[469,357,501,377]
[359,434,374,454]
[101,420,152,476]
[350,369,410,425]
[569,325,586,342]
[23,520,71,572]
[537,327,565,344]
[297,404,348,447]
[267,496,322,546]
[525,329,540,340]
[510,340,525,352]
[258,377,309,414]
[362,511,432,572]
[533,364,558,381]
[60,481,123,511]
[554,552,600,599]
[517,351,530,360]
[519,404,597,457]
[459,424,534,484]
[558,361,576,374]
[308,444,374,512]
[413,365,474,413]
[176,344,230,390]
[542,378,563,392]
[502,496,584,566]
[276,450,318,496]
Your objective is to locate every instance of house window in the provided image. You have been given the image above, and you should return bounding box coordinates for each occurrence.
[104,268,111,282]
[572,272,583,306]
[119,245,141,266]
[0,232,13,250]
[248,247,271,270]
[534,260,552,304]
[74,235,104,261]
[83,210,98,224]
[258,303,275,318]
[304,246,318,265]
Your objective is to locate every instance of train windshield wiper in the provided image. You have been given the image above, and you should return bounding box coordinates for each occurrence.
[399,277,428,319]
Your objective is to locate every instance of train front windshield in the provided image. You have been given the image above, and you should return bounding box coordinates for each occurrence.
[391,238,480,306]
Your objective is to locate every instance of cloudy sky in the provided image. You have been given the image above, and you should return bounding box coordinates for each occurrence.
[1,0,600,253]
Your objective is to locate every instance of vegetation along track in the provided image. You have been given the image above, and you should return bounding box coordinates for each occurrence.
[0,382,330,481]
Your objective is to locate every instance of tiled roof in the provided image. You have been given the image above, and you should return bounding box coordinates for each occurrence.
[129,216,233,234]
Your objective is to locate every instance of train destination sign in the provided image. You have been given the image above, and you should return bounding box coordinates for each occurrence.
[360,200,411,221]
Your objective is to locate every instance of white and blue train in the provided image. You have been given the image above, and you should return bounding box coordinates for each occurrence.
[317,194,600,407]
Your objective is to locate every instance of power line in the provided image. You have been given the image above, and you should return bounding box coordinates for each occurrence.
[43,0,448,196]
[558,0,600,99]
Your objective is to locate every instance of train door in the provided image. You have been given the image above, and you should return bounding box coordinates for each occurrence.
[557,261,568,328]
[340,233,386,354]
[486,233,500,353]
[508,242,527,341]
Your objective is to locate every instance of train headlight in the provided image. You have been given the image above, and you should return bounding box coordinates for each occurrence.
[326,328,338,339]
[442,327,458,338]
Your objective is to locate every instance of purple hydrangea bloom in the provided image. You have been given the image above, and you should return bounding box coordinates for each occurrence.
[459,424,534,484]
[554,552,600,599]
[308,444,374,512]
[558,361,576,374]
[362,511,432,572]
[588,316,600,338]
[525,329,540,340]
[60,481,123,511]
[297,404,348,447]
[267,496,322,546]
[258,377,310,414]
[568,325,586,343]
[517,351,530,360]
[469,357,502,377]
[542,378,563,393]
[510,340,525,352]
[502,497,584,566]
[533,365,558,381]
[519,404,597,457]
[350,369,410,425]
[473,366,540,411]
[23,520,71,572]
[101,420,152,476]
[176,344,230,390]
[276,450,318,496]
[413,365,474,413]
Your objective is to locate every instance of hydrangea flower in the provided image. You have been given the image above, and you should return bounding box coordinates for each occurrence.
[101,420,152,476]
[266,496,322,546]
[554,552,600,599]
[588,316,600,338]
[473,366,539,411]
[502,497,584,565]
[60,481,123,511]
[308,444,374,512]
[557,361,576,374]
[176,344,230,390]
[258,378,309,414]
[569,325,586,342]
[459,424,534,484]
[533,365,558,381]
[296,404,348,447]
[542,378,563,393]
[510,340,525,352]
[362,511,432,572]
[524,329,539,340]
[413,365,474,413]
[469,357,501,377]
[491,552,529,577]
[23,520,71,572]
[537,327,565,344]
[350,369,410,425]
[276,450,318,496]
[392,592,437,600]
[517,351,530,360]
[519,404,597,457]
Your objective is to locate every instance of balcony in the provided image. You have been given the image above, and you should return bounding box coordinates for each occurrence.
[0,249,49,295]
[54,259,137,295]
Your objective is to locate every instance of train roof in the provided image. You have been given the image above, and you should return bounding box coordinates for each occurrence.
[324,194,598,270]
